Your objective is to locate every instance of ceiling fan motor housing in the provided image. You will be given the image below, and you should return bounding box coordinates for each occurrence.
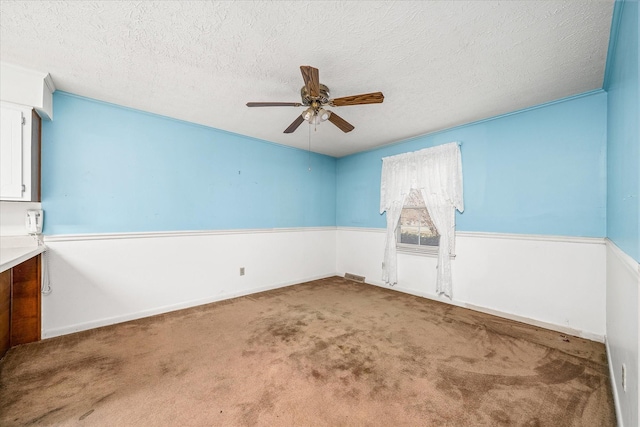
[301,84,330,106]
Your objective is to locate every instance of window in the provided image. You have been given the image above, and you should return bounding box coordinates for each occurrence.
[380,142,463,294]
[396,189,440,255]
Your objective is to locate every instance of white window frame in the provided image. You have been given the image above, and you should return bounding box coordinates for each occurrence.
[396,194,440,257]
[395,194,455,258]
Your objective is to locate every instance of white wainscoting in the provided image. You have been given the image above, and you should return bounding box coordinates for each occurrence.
[336,227,606,341]
[42,227,610,344]
[606,239,639,427]
[42,227,336,338]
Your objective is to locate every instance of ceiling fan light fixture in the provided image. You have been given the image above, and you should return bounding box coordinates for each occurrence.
[302,107,314,121]
[317,108,330,122]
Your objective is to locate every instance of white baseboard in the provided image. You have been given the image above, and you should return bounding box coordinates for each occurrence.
[43,273,335,339]
[337,228,606,340]
[364,278,605,342]
[462,302,604,342]
[606,337,624,427]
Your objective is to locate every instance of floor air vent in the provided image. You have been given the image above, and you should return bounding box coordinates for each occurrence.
[344,273,365,283]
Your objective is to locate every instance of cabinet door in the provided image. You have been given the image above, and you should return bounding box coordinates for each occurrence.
[11,255,41,345]
[0,105,24,198]
[0,269,10,359]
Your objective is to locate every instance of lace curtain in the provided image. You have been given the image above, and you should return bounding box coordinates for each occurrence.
[380,142,464,298]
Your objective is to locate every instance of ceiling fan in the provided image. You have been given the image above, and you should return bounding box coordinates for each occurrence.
[246,65,384,134]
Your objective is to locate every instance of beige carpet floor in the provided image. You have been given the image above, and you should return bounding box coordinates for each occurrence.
[0,276,615,426]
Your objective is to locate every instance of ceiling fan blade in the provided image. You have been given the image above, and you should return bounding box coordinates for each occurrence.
[247,102,302,107]
[331,92,384,107]
[300,66,320,98]
[284,115,305,133]
[328,112,354,133]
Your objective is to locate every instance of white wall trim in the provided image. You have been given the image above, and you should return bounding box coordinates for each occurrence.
[456,231,605,245]
[43,273,335,339]
[336,227,606,245]
[44,226,336,242]
[337,227,386,233]
[364,278,605,342]
[606,238,640,278]
[606,337,625,427]
[46,227,607,245]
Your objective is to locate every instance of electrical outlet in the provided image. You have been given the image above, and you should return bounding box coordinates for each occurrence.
[240,267,245,276]
[382,262,385,269]
[622,363,627,392]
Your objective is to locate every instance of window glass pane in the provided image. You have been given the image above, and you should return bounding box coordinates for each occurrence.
[400,226,419,244]
[399,207,422,227]
[420,234,440,246]
[417,208,431,226]
[419,213,438,237]
[397,189,440,248]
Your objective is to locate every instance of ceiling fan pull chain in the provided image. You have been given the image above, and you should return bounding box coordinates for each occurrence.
[308,123,312,171]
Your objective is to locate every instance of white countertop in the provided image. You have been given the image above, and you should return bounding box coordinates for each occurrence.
[0,235,46,273]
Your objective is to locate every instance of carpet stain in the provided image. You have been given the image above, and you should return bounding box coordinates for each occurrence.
[238,389,276,425]
[94,392,115,405]
[78,409,94,420]
[25,405,66,425]
[535,357,585,384]
[489,409,512,425]
[269,321,303,342]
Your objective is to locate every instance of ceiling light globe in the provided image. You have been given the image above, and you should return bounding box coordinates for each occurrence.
[302,108,314,121]
[318,108,330,121]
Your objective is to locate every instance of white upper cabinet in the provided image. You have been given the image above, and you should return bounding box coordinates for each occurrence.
[0,105,24,198]
[0,63,53,203]
[0,102,40,201]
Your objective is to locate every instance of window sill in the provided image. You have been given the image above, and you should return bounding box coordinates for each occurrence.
[396,245,456,259]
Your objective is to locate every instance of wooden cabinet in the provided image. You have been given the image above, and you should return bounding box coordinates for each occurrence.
[0,269,10,357]
[0,102,41,202]
[10,256,41,345]
[0,255,41,359]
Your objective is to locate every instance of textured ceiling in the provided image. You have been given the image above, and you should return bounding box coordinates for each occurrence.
[0,1,614,157]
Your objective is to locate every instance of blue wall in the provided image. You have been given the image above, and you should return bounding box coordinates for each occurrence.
[606,0,639,262]
[43,86,612,239]
[42,92,337,234]
[336,92,608,237]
